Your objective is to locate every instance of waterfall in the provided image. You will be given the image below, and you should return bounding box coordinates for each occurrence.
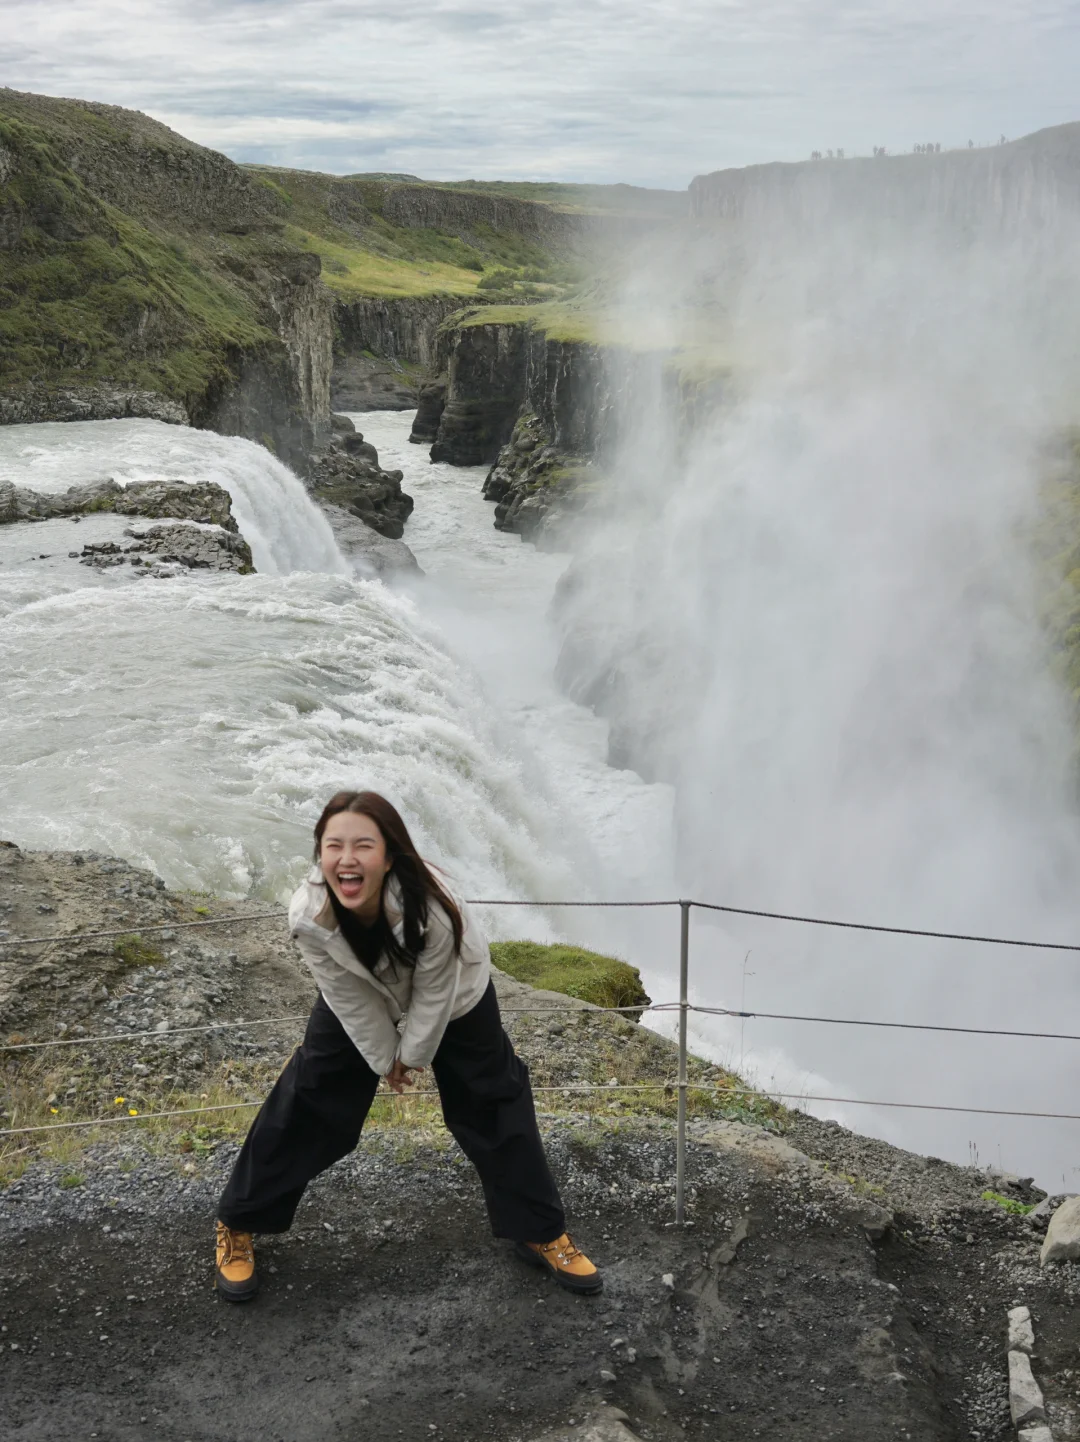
[0,415,670,959]
[0,418,347,576]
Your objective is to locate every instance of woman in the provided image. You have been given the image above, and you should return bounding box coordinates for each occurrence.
[214,789,601,1301]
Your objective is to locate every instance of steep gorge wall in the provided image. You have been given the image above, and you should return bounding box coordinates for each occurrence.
[373,181,587,250]
[429,319,619,467]
[690,121,1080,234]
[334,295,465,371]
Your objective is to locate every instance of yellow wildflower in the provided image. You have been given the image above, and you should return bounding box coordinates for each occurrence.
[114,1096,125,1105]
[128,1108,138,1116]
[49,1107,59,1115]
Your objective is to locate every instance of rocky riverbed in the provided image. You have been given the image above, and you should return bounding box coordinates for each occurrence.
[5,841,1080,1441]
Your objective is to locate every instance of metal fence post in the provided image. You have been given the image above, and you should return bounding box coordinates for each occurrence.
[675,899,691,1225]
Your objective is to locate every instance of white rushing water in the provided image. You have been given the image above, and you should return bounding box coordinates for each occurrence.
[0,413,673,980]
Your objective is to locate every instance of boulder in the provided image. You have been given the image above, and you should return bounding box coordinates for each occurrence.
[75,523,254,575]
[1008,1350,1046,1428]
[317,503,421,579]
[1039,1194,1080,1265]
[330,413,356,435]
[1008,1305,1035,1354]
[483,412,597,544]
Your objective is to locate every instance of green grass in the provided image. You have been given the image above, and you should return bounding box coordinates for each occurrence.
[112,934,167,968]
[286,225,481,299]
[490,940,650,1011]
[0,96,591,406]
[982,1189,1037,1216]
[404,178,688,219]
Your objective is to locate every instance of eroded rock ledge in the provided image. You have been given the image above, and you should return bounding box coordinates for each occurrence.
[0,386,189,428]
[307,416,414,539]
[0,477,239,531]
[76,522,254,576]
[483,411,596,544]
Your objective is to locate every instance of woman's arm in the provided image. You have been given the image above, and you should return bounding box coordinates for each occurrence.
[396,907,461,1070]
[293,933,401,1075]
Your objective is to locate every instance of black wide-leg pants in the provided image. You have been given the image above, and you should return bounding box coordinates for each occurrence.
[217,980,566,1243]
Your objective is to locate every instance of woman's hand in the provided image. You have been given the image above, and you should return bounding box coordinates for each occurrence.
[384,1058,422,1094]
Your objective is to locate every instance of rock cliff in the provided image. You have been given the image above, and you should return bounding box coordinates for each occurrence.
[0,88,329,471]
[431,309,727,542]
[430,314,617,467]
[689,121,1080,236]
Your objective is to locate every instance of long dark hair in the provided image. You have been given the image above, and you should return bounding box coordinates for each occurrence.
[313,790,464,969]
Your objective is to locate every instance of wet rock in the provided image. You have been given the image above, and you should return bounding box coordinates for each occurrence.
[409,380,447,444]
[330,413,356,435]
[0,387,188,427]
[307,441,413,540]
[483,413,596,545]
[1039,1194,1080,1265]
[0,478,239,531]
[78,523,254,575]
[318,504,421,578]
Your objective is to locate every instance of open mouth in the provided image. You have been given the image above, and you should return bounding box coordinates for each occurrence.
[336,871,365,900]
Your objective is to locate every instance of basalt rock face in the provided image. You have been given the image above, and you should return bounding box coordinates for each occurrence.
[188,250,334,471]
[429,321,531,465]
[408,379,447,444]
[431,318,619,469]
[334,295,463,373]
[331,295,466,413]
[307,431,414,540]
[482,412,598,545]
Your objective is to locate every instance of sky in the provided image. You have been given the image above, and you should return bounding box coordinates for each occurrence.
[4,0,1080,188]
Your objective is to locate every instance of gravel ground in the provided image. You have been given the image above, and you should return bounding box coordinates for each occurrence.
[0,1122,956,1442]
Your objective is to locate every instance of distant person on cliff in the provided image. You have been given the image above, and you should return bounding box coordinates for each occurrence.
[213,789,602,1301]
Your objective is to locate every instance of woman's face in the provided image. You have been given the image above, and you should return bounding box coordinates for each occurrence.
[319,811,393,920]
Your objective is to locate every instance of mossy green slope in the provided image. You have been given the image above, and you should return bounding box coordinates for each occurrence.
[0,89,588,410]
[490,940,650,1011]
[0,103,278,401]
[244,166,581,301]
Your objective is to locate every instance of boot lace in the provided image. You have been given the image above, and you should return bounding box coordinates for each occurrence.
[218,1225,253,1266]
[541,1234,582,1265]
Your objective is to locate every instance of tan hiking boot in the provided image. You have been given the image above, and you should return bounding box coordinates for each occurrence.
[515,1233,602,1294]
[215,1221,258,1302]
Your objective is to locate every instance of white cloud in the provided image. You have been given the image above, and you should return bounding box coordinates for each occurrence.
[2,0,1079,185]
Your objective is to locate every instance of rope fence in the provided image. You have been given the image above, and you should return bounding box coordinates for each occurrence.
[4,893,1080,1220]
[6,1082,1080,1142]
[5,892,1080,952]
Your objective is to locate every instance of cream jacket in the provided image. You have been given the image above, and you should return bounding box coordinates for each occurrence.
[288,866,491,1074]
